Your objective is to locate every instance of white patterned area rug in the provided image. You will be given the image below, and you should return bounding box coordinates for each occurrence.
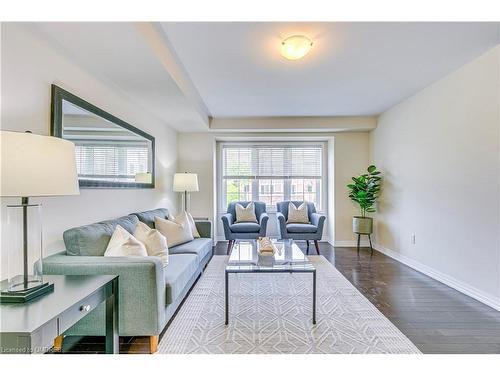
[159,255,421,354]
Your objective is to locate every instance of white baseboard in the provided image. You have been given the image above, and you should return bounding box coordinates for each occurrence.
[374,243,500,312]
[331,240,370,247]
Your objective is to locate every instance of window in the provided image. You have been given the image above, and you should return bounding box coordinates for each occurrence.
[220,142,325,211]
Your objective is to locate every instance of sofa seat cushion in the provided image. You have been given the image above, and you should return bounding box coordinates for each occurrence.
[286,223,318,233]
[230,222,260,233]
[169,238,213,262]
[64,215,139,256]
[164,254,198,304]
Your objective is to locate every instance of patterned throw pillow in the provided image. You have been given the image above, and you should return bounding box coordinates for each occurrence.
[287,202,310,224]
[235,202,258,223]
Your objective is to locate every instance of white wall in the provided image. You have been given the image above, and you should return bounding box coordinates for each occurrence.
[177,131,370,243]
[370,45,500,310]
[0,23,178,276]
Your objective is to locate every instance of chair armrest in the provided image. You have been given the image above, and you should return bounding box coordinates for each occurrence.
[311,213,326,235]
[42,252,166,335]
[258,212,269,236]
[221,213,234,240]
[221,213,233,226]
[276,212,287,239]
[194,220,212,238]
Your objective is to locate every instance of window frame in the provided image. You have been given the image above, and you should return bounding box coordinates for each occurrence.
[217,141,327,213]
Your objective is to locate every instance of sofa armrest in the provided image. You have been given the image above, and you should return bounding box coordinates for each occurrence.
[276,212,287,239]
[42,252,166,335]
[194,220,212,238]
[258,212,269,236]
[311,213,326,235]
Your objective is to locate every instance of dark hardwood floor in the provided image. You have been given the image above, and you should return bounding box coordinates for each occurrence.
[59,241,500,354]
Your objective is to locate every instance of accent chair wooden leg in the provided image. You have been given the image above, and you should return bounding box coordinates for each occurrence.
[53,335,64,353]
[314,240,320,255]
[306,240,310,254]
[227,240,233,255]
[149,335,159,354]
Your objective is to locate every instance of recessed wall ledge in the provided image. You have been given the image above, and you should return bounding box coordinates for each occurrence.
[209,116,377,133]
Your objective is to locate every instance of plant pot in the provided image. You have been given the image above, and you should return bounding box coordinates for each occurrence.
[353,216,373,235]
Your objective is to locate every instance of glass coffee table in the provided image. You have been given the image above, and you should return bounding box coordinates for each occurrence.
[225,239,316,325]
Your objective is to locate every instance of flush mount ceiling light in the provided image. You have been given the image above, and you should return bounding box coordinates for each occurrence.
[280,35,313,60]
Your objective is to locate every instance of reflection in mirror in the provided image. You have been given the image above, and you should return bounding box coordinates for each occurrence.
[51,85,155,188]
[62,100,153,185]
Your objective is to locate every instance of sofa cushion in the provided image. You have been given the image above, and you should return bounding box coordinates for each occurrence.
[64,215,139,256]
[230,222,260,233]
[164,254,198,304]
[169,238,212,262]
[132,208,170,229]
[286,223,318,233]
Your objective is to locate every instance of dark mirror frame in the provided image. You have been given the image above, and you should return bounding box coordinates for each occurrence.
[50,84,155,189]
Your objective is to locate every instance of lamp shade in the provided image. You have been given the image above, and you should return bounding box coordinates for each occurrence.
[173,172,199,192]
[1,131,79,197]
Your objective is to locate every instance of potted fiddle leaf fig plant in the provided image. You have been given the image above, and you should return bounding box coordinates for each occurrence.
[347,165,382,235]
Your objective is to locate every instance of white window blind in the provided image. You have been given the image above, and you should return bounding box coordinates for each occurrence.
[223,144,322,179]
[75,143,149,181]
[220,143,324,210]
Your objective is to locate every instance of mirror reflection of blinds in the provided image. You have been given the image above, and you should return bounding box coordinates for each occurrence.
[222,144,323,179]
[75,144,149,178]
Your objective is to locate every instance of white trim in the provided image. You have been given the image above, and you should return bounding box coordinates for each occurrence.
[331,240,370,247]
[374,243,500,312]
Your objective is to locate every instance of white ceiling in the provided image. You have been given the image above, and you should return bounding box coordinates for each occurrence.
[32,22,499,133]
[34,22,209,132]
[161,22,500,117]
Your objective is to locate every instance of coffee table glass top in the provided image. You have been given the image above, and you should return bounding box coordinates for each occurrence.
[226,239,315,272]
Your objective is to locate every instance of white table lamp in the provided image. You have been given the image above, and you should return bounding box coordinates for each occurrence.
[1,131,79,302]
[173,172,199,212]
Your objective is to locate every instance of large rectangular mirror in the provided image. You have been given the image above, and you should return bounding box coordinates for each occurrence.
[51,85,155,188]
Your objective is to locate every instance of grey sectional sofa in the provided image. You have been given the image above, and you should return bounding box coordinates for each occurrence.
[42,208,212,353]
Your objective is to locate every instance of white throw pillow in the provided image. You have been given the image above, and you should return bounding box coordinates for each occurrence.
[287,202,310,224]
[134,221,169,265]
[185,212,201,238]
[155,214,194,248]
[235,202,258,223]
[104,225,148,257]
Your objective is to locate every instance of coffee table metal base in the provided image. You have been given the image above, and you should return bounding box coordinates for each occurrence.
[224,269,317,325]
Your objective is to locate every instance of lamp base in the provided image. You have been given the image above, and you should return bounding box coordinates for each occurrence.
[0,281,54,304]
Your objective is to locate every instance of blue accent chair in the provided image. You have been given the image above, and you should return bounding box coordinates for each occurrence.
[276,201,326,254]
[221,201,269,254]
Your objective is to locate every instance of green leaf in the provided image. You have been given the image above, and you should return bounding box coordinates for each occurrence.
[367,165,377,173]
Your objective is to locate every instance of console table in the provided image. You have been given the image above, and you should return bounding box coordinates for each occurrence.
[0,275,118,354]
